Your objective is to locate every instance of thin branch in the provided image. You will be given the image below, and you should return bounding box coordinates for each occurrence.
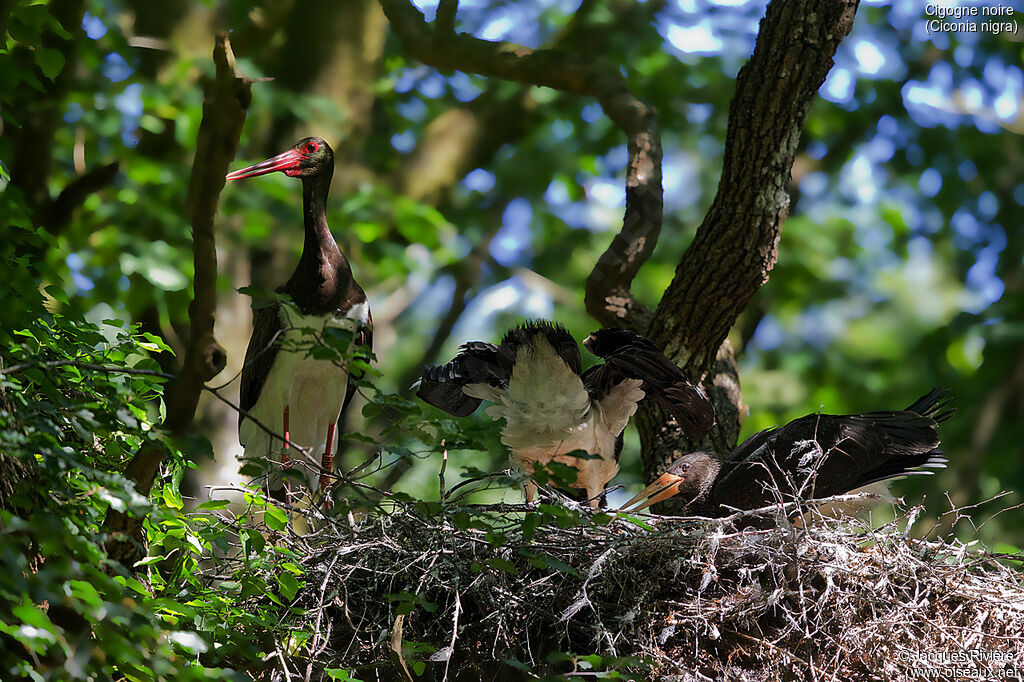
[102,32,251,568]
[438,440,448,499]
[649,0,860,374]
[43,162,121,233]
[379,0,664,331]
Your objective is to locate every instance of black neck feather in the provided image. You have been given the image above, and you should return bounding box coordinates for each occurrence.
[280,169,364,316]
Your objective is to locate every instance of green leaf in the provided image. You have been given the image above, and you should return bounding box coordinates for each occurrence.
[12,602,55,632]
[35,48,65,81]
[195,499,229,510]
[277,572,300,601]
[161,484,183,510]
[416,500,442,516]
[484,558,518,574]
[535,553,580,577]
[264,505,289,531]
[68,579,102,607]
[521,512,542,541]
[140,332,174,354]
[134,554,167,568]
[485,530,507,546]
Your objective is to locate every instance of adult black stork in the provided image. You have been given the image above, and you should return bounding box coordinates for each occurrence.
[620,388,953,516]
[226,137,371,498]
[416,322,715,507]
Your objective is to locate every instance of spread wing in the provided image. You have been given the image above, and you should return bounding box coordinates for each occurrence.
[584,331,715,440]
[239,302,284,432]
[416,341,505,417]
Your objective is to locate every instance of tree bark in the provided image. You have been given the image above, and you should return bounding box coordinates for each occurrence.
[379,0,667,334]
[637,0,860,508]
[103,34,249,568]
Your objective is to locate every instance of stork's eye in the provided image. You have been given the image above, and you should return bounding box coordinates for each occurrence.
[304,142,318,154]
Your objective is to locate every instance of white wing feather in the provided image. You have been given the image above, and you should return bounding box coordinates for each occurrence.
[464,336,588,450]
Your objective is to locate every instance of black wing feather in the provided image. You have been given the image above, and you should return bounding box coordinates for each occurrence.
[500,321,580,375]
[341,316,374,416]
[417,341,504,417]
[584,328,715,440]
[712,389,951,510]
[239,302,284,431]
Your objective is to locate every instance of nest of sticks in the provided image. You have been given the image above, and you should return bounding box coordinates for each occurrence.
[266,491,1024,681]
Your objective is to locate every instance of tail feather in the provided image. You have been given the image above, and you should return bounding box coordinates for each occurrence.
[497,335,589,447]
[852,449,947,489]
[905,387,955,423]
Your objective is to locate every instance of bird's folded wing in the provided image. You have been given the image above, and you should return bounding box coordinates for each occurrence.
[239,302,284,432]
[712,410,947,509]
[341,318,373,416]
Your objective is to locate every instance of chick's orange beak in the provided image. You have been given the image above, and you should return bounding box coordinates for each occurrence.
[619,472,685,513]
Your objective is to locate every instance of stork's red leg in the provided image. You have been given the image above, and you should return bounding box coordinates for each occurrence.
[281,405,291,500]
[320,422,335,494]
[319,422,336,511]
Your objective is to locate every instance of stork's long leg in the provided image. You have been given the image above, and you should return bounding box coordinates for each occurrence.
[523,479,537,504]
[281,404,291,502]
[320,422,335,493]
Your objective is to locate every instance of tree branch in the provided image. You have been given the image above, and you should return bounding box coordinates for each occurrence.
[379,0,664,330]
[639,0,860,501]
[103,33,251,568]
[654,0,859,373]
[42,162,120,233]
[435,0,457,36]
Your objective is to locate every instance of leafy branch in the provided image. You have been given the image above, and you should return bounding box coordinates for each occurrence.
[102,32,251,568]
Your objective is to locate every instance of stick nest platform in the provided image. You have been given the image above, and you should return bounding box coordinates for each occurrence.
[272,497,1024,681]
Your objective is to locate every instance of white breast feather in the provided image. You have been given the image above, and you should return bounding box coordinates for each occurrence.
[239,303,366,491]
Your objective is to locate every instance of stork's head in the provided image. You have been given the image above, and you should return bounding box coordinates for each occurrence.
[227,137,334,181]
[618,451,719,513]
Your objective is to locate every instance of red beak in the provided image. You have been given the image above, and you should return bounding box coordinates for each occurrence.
[226,149,303,181]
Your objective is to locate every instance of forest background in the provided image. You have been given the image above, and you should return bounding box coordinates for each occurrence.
[2,0,1022,679]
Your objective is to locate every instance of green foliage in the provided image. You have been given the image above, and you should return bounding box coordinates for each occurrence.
[3,0,1024,677]
[0,263,245,677]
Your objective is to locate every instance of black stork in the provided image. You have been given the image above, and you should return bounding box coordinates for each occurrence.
[620,388,953,515]
[416,322,715,507]
[226,137,372,499]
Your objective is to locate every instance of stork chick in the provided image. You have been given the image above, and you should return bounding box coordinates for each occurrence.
[417,322,715,507]
[621,388,953,516]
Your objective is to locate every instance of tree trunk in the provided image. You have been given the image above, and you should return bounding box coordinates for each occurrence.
[637,0,860,509]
